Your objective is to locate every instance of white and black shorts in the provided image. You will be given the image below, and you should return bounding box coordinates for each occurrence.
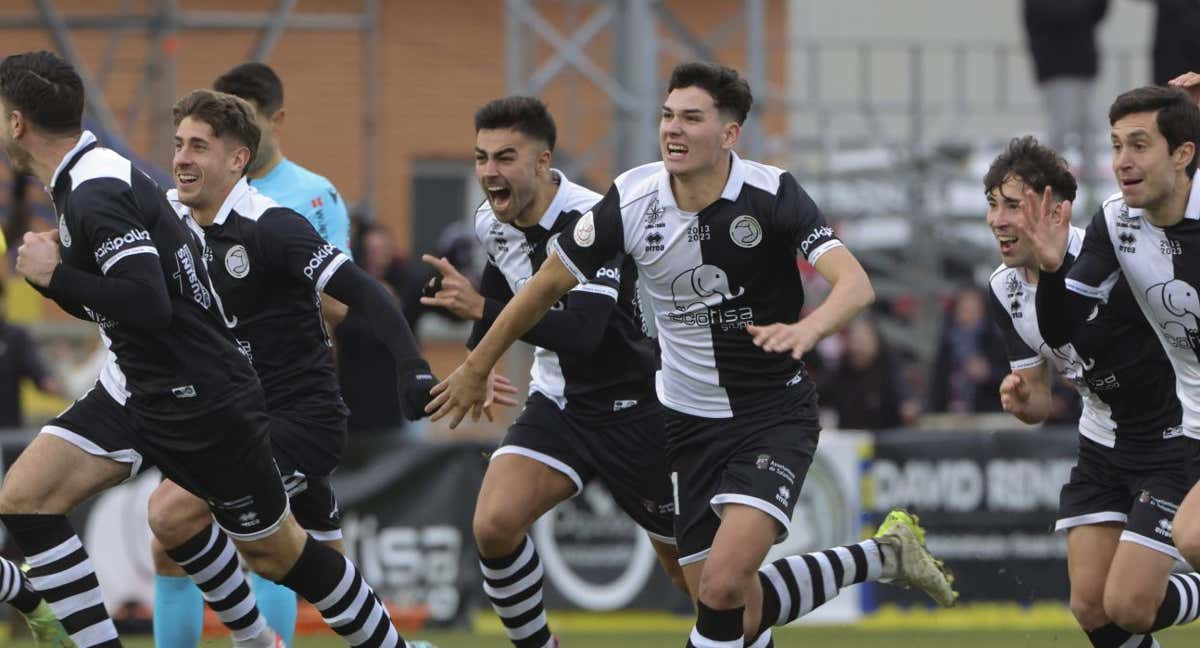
[45,382,289,542]
[493,392,675,543]
[664,388,820,566]
[269,411,346,542]
[1056,434,1192,560]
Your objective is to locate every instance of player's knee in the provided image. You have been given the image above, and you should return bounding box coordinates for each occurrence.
[473,508,527,558]
[698,562,755,610]
[0,483,42,515]
[1068,590,1107,630]
[236,520,307,581]
[146,489,207,548]
[1173,516,1200,567]
[1103,589,1160,634]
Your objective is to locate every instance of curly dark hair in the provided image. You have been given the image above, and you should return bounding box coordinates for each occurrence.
[474,96,556,151]
[666,62,753,125]
[173,89,261,175]
[0,51,83,134]
[983,135,1077,202]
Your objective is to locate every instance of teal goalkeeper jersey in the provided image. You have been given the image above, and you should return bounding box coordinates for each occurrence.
[250,157,352,256]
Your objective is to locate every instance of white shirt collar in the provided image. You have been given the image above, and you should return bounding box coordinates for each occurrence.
[211,177,252,226]
[49,130,98,190]
[656,150,747,210]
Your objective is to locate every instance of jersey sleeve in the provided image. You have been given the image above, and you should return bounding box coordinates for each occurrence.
[776,172,843,264]
[256,208,351,292]
[566,237,623,301]
[76,180,159,275]
[547,184,625,285]
[320,184,353,258]
[1066,208,1122,301]
[988,285,1042,371]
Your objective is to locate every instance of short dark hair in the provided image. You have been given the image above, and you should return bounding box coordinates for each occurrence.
[1109,85,1200,175]
[983,135,1078,202]
[666,62,753,125]
[474,96,556,151]
[213,62,284,115]
[0,51,84,134]
[173,89,261,171]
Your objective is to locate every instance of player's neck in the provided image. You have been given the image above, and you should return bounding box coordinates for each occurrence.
[669,154,732,212]
[32,133,84,188]
[1021,264,1039,285]
[513,172,561,229]
[1143,174,1193,228]
[248,150,284,180]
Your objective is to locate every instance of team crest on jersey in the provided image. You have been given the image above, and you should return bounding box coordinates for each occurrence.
[729,215,762,248]
[1005,273,1021,297]
[644,197,665,227]
[58,214,71,248]
[573,211,595,247]
[225,244,250,279]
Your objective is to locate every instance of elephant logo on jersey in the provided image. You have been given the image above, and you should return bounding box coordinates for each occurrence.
[1043,343,1095,387]
[224,245,250,279]
[1146,280,1200,360]
[670,264,745,312]
[58,214,71,248]
[730,215,762,248]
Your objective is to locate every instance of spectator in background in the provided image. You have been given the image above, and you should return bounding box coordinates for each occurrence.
[928,288,1008,414]
[0,281,62,427]
[1145,0,1200,84]
[1023,0,1108,196]
[823,317,913,430]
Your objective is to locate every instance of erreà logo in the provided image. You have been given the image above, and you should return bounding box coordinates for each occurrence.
[94,229,151,263]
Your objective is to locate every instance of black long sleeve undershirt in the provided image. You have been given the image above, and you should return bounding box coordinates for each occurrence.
[323,260,426,373]
[43,254,172,330]
[467,263,615,355]
[1035,256,1100,348]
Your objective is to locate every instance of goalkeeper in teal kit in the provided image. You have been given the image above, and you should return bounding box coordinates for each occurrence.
[152,62,353,648]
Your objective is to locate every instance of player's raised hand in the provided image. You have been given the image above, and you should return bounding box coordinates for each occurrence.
[746,321,820,360]
[999,372,1031,415]
[1169,71,1200,106]
[16,230,61,287]
[1015,185,1071,273]
[426,361,490,429]
[420,254,485,320]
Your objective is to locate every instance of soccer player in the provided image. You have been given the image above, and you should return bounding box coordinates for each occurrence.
[1018,83,1200,642]
[0,50,403,648]
[147,89,459,647]
[426,62,955,647]
[149,61,354,648]
[418,95,679,648]
[985,135,1196,647]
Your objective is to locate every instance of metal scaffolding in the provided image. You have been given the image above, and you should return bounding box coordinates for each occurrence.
[3,0,382,216]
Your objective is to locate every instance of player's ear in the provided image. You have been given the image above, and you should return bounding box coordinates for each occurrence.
[7,108,24,139]
[721,120,740,151]
[537,147,551,173]
[233,145,252,174]
[271,108,286,129]
[1173,140,1195,172]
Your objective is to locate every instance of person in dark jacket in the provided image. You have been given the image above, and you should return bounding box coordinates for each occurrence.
[1144,0,1200,85]
[1024,0,1108,195]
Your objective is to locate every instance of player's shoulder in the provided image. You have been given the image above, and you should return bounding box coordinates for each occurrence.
[473,198,498,240]
[988,263,1019,299]
[555,173,602,215]
[232,185,283,222]
[1099,191,1138,224]
[737,157,789,196]
[282,159,341,197]
[68,146,132,190]
[611,161,664,209]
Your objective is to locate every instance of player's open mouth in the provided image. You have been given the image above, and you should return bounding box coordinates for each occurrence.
[996,234,1017,255]
[486,185,511,207]
[176,172,199,188]
[665,143,688,160]
[1120,177,1143,188]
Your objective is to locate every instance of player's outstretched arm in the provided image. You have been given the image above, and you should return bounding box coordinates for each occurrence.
[423,254,615,357]
[999,364,1053,425]
[748,246,875,359]
[426,251,579,428]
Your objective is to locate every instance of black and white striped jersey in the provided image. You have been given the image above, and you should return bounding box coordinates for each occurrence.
[1056,175,1200,440]
[549,152,840,418]
[44,131,258,419]
[167,179,348,420]
[988,226,1180,447]
[471,170,656,417]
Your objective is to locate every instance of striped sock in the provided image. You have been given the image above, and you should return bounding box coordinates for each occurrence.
[280,536,401,647]
[756,539,882,634]
[480,536,552,648]
[0,555,43,614]
[1,514,120,647]
[1084,623,1157,648]
[687,601,744,648]
[164,524,267,643]
[1151,572,1200,631]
